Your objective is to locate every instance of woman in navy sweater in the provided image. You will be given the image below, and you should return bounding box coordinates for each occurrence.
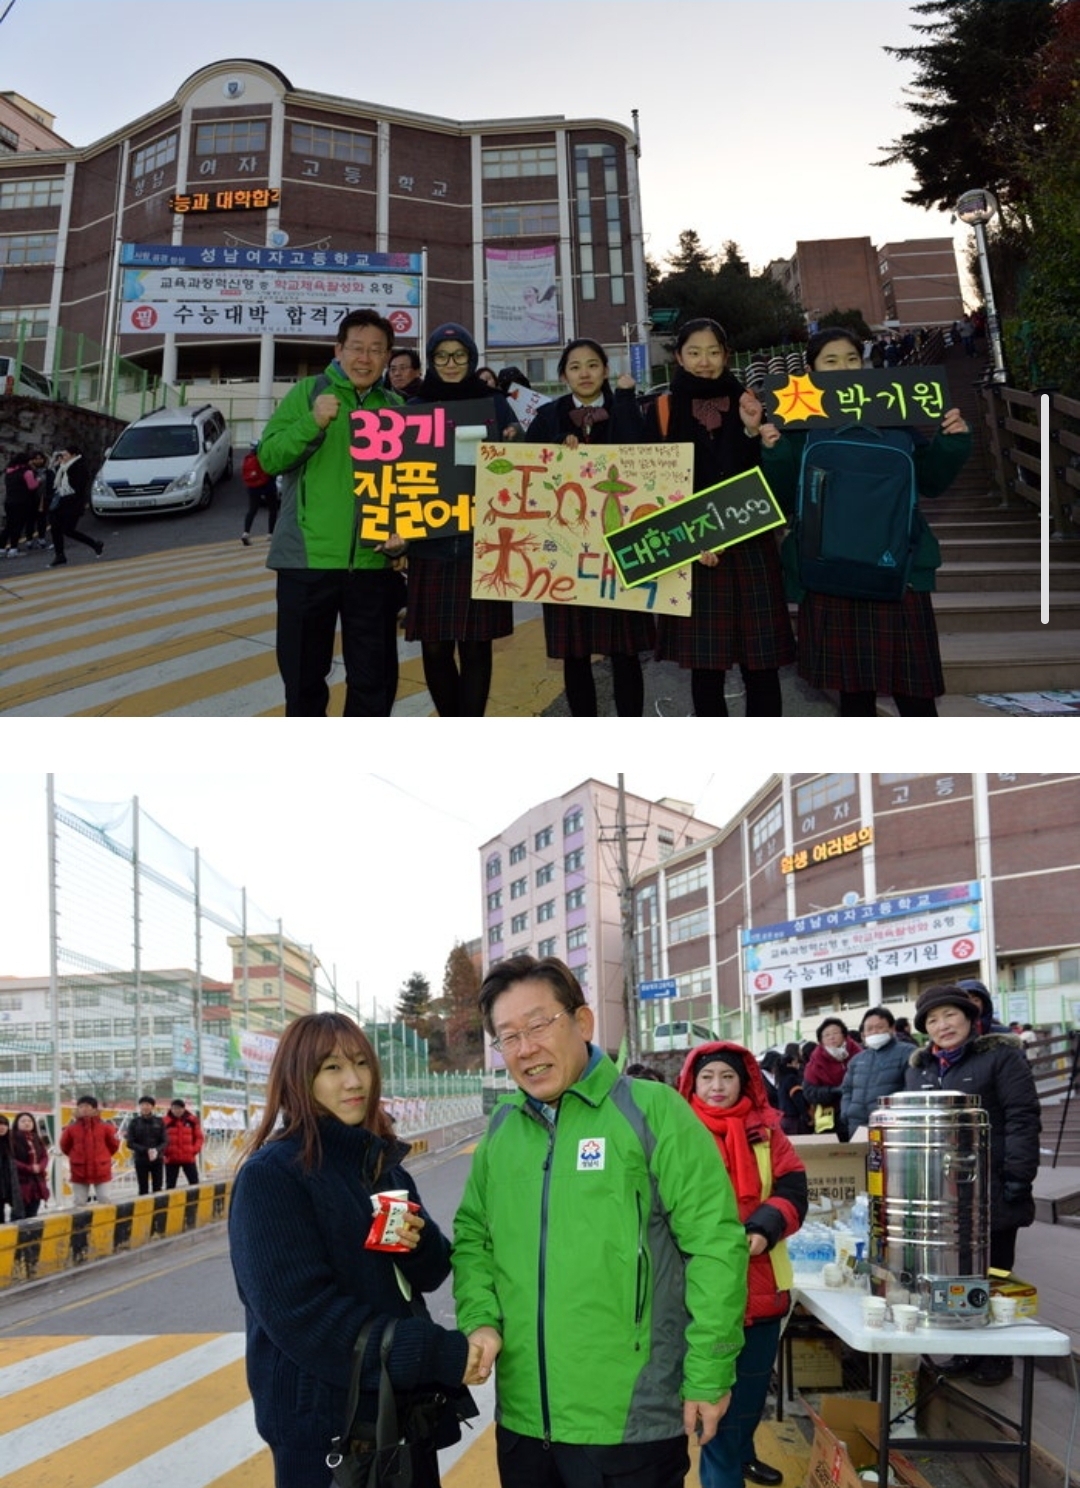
[229,1013,480,1488]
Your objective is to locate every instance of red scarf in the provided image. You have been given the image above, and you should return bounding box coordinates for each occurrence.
[690,1093,762,1209]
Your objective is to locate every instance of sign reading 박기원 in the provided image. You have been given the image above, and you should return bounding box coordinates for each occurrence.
[470,441,694,615]
[758,366,952,428]
[604,466,786,589]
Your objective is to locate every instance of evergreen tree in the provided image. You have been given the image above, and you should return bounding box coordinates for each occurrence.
[395,971,432,1032]
[876,0,1059,217]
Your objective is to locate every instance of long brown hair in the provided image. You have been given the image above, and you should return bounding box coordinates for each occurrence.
[242,1013,394,1171]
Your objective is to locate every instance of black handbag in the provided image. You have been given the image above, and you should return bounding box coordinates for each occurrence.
[326,1318,475,1488]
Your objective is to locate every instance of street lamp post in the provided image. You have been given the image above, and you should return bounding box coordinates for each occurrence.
[954,188,1007,385]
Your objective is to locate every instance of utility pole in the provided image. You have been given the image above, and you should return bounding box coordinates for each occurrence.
[616,775,639,1063]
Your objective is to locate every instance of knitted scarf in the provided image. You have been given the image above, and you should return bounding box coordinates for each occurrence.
[690,1093,762,1207]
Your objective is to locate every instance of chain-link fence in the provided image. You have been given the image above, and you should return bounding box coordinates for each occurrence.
[0,779,481,1171]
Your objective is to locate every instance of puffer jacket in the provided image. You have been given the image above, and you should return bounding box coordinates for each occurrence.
[904,1031,1041,1233]
[60,1114,119,1184]
[677,1042,808,1325]
[163,1110,204,1166]
[802,1036,863,1107]
[840,1037,912,1131]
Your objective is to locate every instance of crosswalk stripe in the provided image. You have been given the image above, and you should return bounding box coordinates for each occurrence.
[95,1402,267,1488]
[0,1333,250,1482]
[0,540,555,716]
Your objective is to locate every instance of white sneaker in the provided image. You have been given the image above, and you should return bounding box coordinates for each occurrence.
[5,547,20,558]
[240,532,251,546]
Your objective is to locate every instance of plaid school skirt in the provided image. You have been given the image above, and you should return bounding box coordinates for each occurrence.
[404,552,514,644]
[655,534,795,671]
[542,604,656,660]
[796,588,944,697]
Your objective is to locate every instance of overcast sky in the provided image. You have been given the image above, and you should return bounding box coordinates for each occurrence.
[1,725,1045,1017]
[2,0,977,284]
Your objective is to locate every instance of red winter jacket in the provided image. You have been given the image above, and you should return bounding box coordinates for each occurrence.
[163,1110,204,1166]
[60,1113,120,1184]
[677,1040,808,1324]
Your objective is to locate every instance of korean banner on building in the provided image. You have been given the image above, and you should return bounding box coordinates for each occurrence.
[471,440,693,615]
[121,301,418,339]
[122,267,421,308]
[742,882,983,997]
[486,245,560,347]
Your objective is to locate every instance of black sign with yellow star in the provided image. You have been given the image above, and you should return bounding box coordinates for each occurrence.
[757,366,952,428]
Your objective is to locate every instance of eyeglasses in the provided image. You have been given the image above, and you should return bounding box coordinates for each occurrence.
[432,350,470,367]
[491,1008,574,1054]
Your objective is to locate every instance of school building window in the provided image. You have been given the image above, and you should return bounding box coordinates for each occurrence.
[534,825,553,850]
[669,909,710,944]
[565,888,585,912]
[195,121,268,155]
[0,306,48,339]
[482,145,557,179]
[486,890,502,912]
[0,177,64,209]
[509,841,527,864]
[794,774,856,818]
[750,801,783,854]
[567,927,587,951]
[564,849,584,873]
[132,132,177,181]
[666,861,708,899]
[538,937,557,957]
[483,202,560,237]
[510,877,527,899]
[573,142,624,305]
[564,808,584,836]
[511,912,528,934]
[536,862,554,887]
[290,123,373,164]
[537,900,556,922]
[488,923,503,946]
[0,232,57,266]
[486,854,501,880]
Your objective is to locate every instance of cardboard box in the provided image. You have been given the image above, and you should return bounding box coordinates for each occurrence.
[989,1268,1038,1317]
[791,1136,869,1213]
[803,1397,936,1488]
[791,1336,844,1389]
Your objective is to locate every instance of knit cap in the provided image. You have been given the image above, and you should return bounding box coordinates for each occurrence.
[914,985,977,1035]
[692,1047,747,1091]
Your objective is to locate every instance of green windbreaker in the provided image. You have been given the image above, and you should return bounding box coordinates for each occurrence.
[453,1053,747,1445]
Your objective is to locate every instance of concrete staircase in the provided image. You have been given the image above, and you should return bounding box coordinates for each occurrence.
[926,348,1080,695]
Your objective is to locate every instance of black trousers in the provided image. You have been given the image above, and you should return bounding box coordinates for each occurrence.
[134,1154,164,1194]
[165,1162,199,1188]
[275,568,397,717]
[495,1427,689,1488]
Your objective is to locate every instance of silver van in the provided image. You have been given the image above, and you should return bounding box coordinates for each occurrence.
[91,404,233,515]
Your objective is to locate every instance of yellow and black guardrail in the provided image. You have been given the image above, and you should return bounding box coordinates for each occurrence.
[0,1180,232,1288]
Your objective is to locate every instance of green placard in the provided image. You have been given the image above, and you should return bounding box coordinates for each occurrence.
[604,467,786,589]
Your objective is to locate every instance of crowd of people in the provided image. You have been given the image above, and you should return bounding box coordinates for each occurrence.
[1,444,103,566]
[225,967,1044,1488]
[255,311,973,718]
[0,1092,205,1220]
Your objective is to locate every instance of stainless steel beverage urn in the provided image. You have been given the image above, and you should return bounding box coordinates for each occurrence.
[867,1090,990,1326]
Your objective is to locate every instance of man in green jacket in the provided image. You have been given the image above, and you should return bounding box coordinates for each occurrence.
[453,955,747,1488]
[259,308,404,716]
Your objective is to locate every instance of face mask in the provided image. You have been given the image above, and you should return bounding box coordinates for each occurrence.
[864,1033,892,1051]
[826,1043,849,1060]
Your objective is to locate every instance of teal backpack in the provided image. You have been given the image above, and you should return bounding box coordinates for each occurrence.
[795,424,918,602]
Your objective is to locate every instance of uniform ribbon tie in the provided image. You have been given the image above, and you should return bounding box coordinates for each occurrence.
[567,406,609,436]
[691,396,729,431]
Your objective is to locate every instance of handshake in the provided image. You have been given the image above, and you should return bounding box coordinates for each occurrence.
[462,1325,502,1386]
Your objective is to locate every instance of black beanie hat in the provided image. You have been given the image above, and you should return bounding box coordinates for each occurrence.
[692,1047,747,1090]
[914,984,977,1035]
[426,322,478,374]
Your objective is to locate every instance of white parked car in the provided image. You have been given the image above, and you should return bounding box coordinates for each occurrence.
[91,404,233,516]
[648,1020,718,1050]
[0,355,53,398]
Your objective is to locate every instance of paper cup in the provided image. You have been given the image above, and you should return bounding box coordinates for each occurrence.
[892,1303,920,1332]
[861,1296,887,1328]
[822,1263,845,1288]
[990,1294,1018,1325]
